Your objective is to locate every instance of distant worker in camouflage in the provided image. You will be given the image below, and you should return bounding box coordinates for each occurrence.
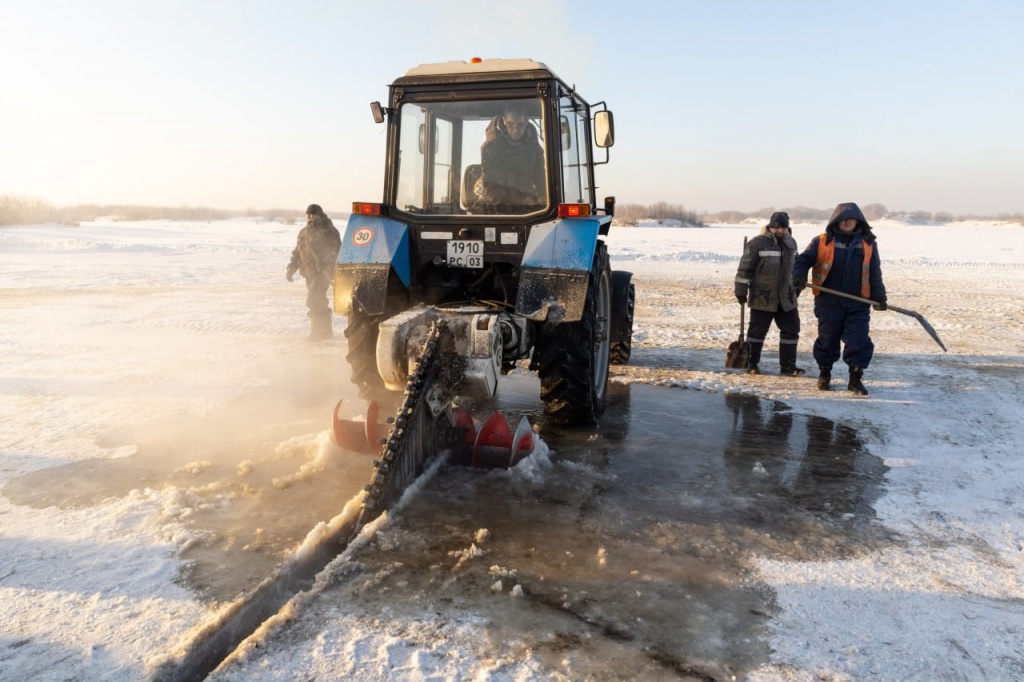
[734,211,805,376]
[286,204,341,342]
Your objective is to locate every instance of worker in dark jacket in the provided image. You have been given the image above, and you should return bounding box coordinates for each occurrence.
[792,202,887,396]
[734,211,804,376]
[286,204,342,341]
[474,103,546,210]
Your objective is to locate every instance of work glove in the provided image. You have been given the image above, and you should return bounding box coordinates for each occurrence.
[792,277,807,295]
[736,294,747,305]
[286,266,297,282]
[873,300,888,311]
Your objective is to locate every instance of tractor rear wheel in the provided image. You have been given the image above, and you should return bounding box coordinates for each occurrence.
[537,245,612,425]
[610,273,634,365]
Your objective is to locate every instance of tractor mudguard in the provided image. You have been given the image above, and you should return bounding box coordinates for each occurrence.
[610,270,634,344]
[514,216,608,322]
[334,215,411,316]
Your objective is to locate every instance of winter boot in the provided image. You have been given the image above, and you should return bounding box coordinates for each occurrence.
[746,364,761,375]
[848,367,868,397]
[779,341,804,377]
[816,367,832,391]
[306,316,333,342]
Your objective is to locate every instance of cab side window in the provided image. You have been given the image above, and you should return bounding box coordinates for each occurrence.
[558,95,592,205]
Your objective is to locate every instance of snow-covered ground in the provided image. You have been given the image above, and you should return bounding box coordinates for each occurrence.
[1,217,1022,680]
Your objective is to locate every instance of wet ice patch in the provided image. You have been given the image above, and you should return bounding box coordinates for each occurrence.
[884,458,920,467]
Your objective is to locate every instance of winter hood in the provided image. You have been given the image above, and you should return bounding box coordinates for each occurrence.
[825,202,876,243]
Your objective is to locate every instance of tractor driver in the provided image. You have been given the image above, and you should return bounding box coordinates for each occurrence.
[474,103,546,210]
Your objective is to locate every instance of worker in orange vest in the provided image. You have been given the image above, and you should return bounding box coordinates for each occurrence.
[792,202,887,396]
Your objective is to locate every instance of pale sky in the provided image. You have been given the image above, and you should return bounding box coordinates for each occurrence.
[1,0,1022,214]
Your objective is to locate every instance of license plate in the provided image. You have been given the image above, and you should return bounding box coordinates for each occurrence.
[446,239,483,268]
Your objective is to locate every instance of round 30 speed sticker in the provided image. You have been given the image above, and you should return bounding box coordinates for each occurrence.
[352,227,374,246]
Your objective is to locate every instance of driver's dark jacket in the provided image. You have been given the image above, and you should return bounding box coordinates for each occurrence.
[476,116,545,204]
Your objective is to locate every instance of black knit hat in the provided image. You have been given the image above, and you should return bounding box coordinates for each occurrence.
[305,204,323,216]
[768,211,790,228]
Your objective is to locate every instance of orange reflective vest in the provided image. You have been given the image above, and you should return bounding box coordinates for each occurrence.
[811,234,873,298]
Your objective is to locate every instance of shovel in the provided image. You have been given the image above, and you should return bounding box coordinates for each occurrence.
[726,235,752,368]
[807,283,947,352]
[725,302,752,368]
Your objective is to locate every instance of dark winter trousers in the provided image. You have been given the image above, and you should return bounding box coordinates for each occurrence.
[305,278,333,336]
[812,304,873,370]
[746,307,801,368]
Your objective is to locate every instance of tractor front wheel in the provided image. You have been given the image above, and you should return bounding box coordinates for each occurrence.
[344,311,386,398]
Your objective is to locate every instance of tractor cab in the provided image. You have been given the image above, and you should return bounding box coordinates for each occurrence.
[371,58,614,223]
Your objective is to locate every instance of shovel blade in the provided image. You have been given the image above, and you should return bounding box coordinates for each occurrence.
[725,341,751,369]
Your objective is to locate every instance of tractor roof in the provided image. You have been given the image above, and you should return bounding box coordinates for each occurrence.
[393,58,561,86]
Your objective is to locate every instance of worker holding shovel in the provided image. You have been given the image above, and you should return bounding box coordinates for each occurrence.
[733,212,805,376]
[792,202,888,396]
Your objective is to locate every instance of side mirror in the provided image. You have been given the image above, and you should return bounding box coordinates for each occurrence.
[370,101,385,124]
[595,110,614,148]
[604,196,616,217]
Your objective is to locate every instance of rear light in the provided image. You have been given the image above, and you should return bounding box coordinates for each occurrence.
[557,203,591,218]
[352,202,382,216]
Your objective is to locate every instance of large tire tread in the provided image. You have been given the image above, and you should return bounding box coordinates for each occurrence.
[609,339,632,365]
[537,245,611,425]
[344,312,385,398]
[609,281,635,365]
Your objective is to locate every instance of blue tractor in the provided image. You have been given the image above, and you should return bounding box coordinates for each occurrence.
[333,58,633,428]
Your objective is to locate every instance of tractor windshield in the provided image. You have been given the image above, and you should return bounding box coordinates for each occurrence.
[394,97,549,217]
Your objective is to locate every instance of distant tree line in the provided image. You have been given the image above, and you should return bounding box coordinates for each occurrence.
[0,195,308,227]
[613,202,704,227]
[4,194,1022,228]
[612,202,1024,226]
